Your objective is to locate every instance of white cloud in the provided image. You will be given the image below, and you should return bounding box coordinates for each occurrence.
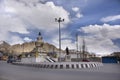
[0,0,70,45]
[19,0,40,3]
[81,24,120,39]
[51,31,76,50]
[0,15,29,34]
[76,13,83,18]
[79,24,120,55]
[101,15,120,22]
[72,7,83,18]
[5,6,16,13]
[72,7,79,12]
[0,14,29,45]
[61,39,76,50]
[24,37,32,42]
[52,38,76,51]
[10,36,24,45]
[4,0,70,31]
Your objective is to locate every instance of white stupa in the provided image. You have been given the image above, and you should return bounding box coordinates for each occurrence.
[21,32,56,63]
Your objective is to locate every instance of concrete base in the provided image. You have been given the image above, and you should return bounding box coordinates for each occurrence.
[65,55,71,62]
[21,55,57,63]
[12,62,103,69]
[21,57,46,63]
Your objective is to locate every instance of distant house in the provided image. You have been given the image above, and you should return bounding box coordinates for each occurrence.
[111,52,120,63]
[111,52,120,57]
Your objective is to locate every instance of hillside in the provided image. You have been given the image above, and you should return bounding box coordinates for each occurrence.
[0,41,11,55]
[0,40,59,55]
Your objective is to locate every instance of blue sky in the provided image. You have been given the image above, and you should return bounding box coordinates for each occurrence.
[0,0,120,55]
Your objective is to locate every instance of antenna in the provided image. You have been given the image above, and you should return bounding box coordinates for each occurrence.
[76,33,79,59]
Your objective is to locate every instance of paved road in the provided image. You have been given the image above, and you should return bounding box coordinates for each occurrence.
[0,61,120,80]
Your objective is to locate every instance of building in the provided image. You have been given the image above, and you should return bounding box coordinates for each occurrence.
[102,56,118,63]
[111,52,120,57]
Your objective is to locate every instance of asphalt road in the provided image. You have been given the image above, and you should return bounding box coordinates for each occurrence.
[0,61,120,80]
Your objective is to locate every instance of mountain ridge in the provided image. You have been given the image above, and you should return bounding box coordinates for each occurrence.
[0,40,59,55]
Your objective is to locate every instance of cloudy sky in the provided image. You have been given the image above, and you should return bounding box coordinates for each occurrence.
[0,0,120,55]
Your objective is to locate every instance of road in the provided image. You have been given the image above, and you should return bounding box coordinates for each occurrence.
[0,61,120,80]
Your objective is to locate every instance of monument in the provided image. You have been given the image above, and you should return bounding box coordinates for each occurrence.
[33,32,47,62]
[35,32,44,55]
[65,47,71,62]
[21,32,56,63]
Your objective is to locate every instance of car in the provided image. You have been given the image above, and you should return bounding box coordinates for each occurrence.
[82,59,90,62]
[7,56,16,63]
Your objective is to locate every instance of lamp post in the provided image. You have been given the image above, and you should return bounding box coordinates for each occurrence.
[55,17,64,62]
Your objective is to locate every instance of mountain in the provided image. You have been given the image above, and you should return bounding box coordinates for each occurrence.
[0,40,59,55]
[0,32,62,56]
[9,41,59,55]
[0,41,11,55]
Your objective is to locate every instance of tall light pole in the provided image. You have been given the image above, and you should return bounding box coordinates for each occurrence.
[55,17,64,62]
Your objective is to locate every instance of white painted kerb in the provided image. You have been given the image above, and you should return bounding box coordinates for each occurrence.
[12,62,103,69]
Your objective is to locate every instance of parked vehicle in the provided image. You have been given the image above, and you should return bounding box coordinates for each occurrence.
[7,55,16,63]
[82,59,90,62]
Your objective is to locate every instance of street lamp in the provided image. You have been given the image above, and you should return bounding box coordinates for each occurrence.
[55,17,64,62]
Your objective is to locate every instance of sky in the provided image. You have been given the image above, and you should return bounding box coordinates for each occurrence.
[0,0,120,55]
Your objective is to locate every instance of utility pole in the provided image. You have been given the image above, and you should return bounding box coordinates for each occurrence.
[76,33,79,60]
[55,17,64,62]
[79,45,82,59]
[23,43,24,54]
[82,37,85,60]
